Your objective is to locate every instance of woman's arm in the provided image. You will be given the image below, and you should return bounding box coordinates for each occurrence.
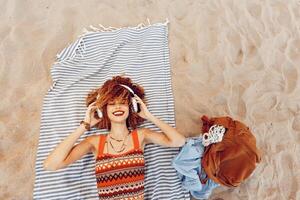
[43,102,100,171]
[43,126,94,171]
[134,95,186,147]
[141,116,186,147]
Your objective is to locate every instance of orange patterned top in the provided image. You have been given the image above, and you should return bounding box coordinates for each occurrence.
[95,129,145,200]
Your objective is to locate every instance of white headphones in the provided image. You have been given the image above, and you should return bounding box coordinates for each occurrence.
[95,84,140,118]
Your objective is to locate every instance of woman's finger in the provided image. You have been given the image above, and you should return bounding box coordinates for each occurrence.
[134,95,142,103]
[133,97,139,102]
[88,102,96,107]
[88,105,97,110]
[134,94,141,99]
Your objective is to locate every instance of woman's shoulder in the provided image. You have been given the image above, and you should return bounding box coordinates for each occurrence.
[85,135,98,150]
[135,128,146,150]
[136,128,151,141]
[85,134,106,150]
[136,128,145,135]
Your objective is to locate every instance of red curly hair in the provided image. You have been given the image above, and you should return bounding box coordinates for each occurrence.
[86,76,146,130]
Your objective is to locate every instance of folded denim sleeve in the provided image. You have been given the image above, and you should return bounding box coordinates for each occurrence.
[172,137,220,199]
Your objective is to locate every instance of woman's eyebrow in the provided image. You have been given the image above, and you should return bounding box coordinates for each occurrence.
[108,98,128,103]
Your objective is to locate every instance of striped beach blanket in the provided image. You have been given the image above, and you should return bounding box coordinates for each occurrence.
[33,19,189,200]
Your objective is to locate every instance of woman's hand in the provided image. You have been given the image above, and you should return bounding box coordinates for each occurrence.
[84,102,101,127]
[133,94,152,120]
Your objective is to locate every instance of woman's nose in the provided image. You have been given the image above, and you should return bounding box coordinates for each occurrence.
[114,103,121,109]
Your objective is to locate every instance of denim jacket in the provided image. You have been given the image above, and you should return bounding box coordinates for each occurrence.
[172,137,219,199]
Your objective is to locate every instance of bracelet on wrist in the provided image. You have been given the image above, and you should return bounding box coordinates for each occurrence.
[80,120,91,131]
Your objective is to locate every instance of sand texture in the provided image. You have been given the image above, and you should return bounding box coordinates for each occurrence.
[0,0,299,199]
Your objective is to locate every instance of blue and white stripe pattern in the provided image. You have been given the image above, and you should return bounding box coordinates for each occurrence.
[33,19,190,200]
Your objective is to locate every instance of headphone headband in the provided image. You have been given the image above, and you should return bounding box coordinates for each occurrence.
[119,84,135,95]
[96,84,135,100]
[95,83,139,115]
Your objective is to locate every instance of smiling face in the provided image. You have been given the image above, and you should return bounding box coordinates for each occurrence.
[106,97,130,124]
[86,76,146,130]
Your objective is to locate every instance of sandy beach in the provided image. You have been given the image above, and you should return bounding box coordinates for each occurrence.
[0,0,299,199]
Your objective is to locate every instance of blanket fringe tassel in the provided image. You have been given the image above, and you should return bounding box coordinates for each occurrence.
[79,18,169,37]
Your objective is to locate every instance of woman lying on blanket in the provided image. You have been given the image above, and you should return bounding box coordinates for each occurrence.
[43,75,186,199]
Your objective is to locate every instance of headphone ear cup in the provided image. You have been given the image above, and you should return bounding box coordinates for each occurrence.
[96,108,103,118]
[137,103,141,113]
[131,98,139,112]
